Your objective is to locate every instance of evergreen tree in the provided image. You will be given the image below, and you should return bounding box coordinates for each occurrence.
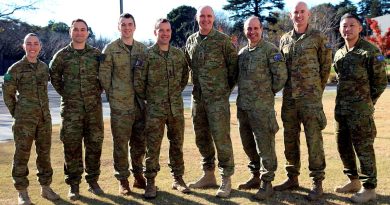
[223,0,284,24]
[167,5,197,48]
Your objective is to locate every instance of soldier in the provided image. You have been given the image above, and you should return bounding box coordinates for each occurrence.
[49,19,104,200]
[185,5,238,198]
[99,13,147,195]
[274,1,332,201]
[3,33,60,205]
[134,18,190,199]
[333,13,387,203]
[236,16,287,200]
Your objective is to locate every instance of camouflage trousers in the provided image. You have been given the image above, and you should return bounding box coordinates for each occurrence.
[144,112,185,178]
[335,114,377,189]
[12,114,53,190]
[60,103,104,185]
[237,108,278,182]
[281,98,326,182]
[192,99,234,177]
[110,104,146,180]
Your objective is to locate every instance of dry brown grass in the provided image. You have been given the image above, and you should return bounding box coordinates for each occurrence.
[0,89,389,205]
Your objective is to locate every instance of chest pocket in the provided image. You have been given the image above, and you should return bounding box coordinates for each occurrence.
[343,53,368,81]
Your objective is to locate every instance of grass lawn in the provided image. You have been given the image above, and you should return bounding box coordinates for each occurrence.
[0,90,389,205]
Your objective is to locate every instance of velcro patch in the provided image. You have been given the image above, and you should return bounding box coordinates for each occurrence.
[99,54,106,62]
[376,55,385,62]
[273,53,282,62]
[135,59,144,67]
[4,73,12,81]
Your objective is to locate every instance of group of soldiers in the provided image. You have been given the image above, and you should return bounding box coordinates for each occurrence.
[2,1,388,205]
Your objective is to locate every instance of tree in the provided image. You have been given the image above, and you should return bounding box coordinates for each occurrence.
[358,0,390,17]
[223,0,284,24]
[366,18,390,56]
[310,4,340,49]
[0,1,38,20]
[167,5,197,47]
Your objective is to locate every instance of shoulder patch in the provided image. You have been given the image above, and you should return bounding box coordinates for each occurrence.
[273,53,282,62]
[325,43,332,49]
[4,73,12,81]
[376,55,385,62]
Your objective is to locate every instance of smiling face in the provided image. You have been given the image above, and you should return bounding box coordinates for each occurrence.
[340,17,362,43]
[290,2,310,30]
[119,16,136,40]
[196,6,214,35]
[155,21,171,46]
[244,17,263,46]
[70,21,89,45]
[23,35,41,62]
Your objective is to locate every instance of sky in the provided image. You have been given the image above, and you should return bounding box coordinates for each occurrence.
[3,0,359,42]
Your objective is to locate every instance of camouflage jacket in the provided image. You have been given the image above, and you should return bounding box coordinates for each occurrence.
[185,29,238,102]
[333,38,388,115]
[134,44,189,117]
[49,43,102,112]
[237,40,287,110]
[2,56,50,119]
[280,26,332,100]
[99,38,147,112]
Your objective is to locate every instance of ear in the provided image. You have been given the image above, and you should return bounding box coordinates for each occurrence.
[154,29,157,37]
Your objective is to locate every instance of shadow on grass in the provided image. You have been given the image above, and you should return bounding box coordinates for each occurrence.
[141,190,204,205]
[103,192,144,205]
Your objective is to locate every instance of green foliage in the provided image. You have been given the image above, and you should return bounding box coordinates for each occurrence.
[47,20,69,33]
[223,0,284,24]
[358,0,390,17]
[167,5,197,48]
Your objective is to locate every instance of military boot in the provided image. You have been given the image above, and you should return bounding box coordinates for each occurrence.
[133,173,146,189]
[17,189,31,205]
[254,181,275,200]
[351,188,376,203]
[273,176,299,191]
[335,179,361,193]
[144,178,157,199]
[188,169,217,188]
[238,172,261,190]
[88,181,104,195]
[172,176,191,193]
[216,176,232,198]
[119,179,131,195]
[68,184,80,201]
[41,185,60,201]
[308,180,323,201]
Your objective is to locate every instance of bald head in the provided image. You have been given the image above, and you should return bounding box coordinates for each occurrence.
[196,5,215,35]
[290,1,310,32]
[291,1,309,13]
[244,16,262,30]
[196,6,214,18]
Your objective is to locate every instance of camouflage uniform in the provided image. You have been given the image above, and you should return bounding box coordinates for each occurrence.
[49,43,104,186]
[99,38,147,180]
[134,44,189,178]
[185,29,237,177]
[279,26,332,182]
[333,38,387,189]
[3,56,53,190]
[237,40,287,182]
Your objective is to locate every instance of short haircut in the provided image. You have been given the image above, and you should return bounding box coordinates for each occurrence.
[71,18,89,30]
[196,5,214,18]
[23,33,40,44]
[119,13,136,27]
[244,16,263,29]
[154,18,170,30]
[340,13,362,25]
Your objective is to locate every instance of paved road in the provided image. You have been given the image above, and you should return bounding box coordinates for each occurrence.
[0,80,242,141]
